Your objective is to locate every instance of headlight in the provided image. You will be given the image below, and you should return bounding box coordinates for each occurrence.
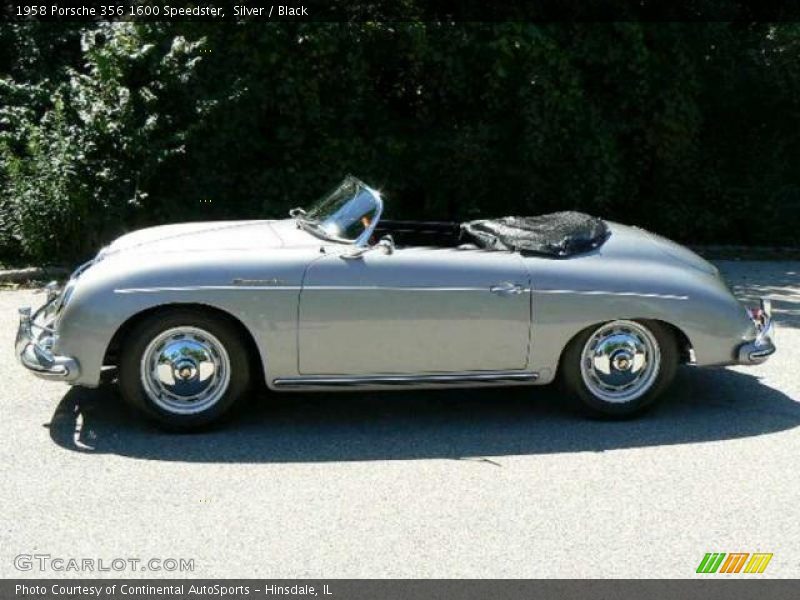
[94,246,109,262]
[57,282,75,312]
[70,258,96,279]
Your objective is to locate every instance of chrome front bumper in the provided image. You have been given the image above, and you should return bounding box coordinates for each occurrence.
[737,298,776,365]
[15,297,80,382]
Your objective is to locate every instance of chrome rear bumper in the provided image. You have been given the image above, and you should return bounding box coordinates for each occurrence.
[16,302,80,382]
[737,298,776,365]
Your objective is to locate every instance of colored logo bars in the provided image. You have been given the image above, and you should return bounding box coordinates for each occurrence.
[696,553,773,574]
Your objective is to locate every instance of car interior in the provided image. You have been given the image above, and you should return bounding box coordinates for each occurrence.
[372,212,610,257]
[372,219,472,249]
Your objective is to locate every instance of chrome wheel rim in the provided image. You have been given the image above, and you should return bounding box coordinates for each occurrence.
[140,326,230,415]
[579,320,660,404]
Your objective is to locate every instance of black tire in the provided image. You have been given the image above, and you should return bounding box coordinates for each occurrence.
[559,319,679,418]
[118,308,252,431]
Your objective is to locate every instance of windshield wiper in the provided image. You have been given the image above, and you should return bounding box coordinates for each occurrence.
[290,207,331,239]
[295,216,330,240]
[290,207,320,235]
[296,216,353,244]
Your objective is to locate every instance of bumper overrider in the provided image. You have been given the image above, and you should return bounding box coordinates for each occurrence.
[15,283,80,382]
[737,298,776,365]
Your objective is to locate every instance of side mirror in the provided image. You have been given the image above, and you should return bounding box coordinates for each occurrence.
[341,235,395,260]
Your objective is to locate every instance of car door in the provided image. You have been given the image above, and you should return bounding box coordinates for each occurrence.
[298,246,531,375]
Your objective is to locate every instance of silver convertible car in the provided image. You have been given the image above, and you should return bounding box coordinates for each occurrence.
[16,176,775,429]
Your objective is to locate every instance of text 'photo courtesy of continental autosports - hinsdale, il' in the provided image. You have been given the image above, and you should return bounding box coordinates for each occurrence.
[15,175,775,430]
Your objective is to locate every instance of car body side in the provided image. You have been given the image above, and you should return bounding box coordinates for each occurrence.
[525,224,755,382]
[50,219,757,391]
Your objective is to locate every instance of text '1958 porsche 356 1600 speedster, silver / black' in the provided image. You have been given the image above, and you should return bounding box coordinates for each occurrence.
[16,176,775,429]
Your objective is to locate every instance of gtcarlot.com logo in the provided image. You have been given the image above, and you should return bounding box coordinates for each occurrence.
[14,554,195,573]
[696,552,773,574]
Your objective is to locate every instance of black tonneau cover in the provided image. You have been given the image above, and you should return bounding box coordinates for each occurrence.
[461,212,609,257]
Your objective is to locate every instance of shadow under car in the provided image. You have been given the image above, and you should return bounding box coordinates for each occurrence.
[44,364,800,464]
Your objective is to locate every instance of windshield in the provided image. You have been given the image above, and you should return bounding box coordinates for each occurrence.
[298,176,382,244]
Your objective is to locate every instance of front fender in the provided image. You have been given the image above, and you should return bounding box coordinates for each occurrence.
[55,249,315,387]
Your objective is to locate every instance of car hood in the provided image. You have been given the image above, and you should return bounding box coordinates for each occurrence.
[100,219,318,257]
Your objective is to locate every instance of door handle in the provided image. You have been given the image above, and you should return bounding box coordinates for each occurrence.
[490,282,524,296]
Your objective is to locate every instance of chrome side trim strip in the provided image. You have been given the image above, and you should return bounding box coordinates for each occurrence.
[304,285,524,292]
[116,285,674,298]
[115,286,300,294]
[116,285,531,294]
[534,289,689,301]
[273,371,539,387]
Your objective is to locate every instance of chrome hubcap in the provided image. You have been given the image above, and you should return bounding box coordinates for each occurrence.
[580,320,660,404]
[140,327,230,415]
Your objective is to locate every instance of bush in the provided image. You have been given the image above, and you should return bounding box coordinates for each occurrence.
[0,23,206,263]
[1,20,799,264]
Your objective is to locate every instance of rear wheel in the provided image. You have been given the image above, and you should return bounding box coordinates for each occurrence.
[118,309,251,430]
[559,320,678,418]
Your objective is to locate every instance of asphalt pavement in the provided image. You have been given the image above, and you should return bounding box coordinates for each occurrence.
[1,260,799,578]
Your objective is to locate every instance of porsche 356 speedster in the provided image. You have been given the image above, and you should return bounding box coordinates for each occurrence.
[16,176,775,428]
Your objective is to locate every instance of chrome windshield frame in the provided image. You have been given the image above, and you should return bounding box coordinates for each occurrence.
[353,183,382,247]
[295,177,383,247]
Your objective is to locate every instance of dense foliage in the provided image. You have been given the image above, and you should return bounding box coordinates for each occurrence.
[1,21,799,263]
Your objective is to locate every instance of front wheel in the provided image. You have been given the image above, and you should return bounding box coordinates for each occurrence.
[559,319,678,418]
[118,309,251,430]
